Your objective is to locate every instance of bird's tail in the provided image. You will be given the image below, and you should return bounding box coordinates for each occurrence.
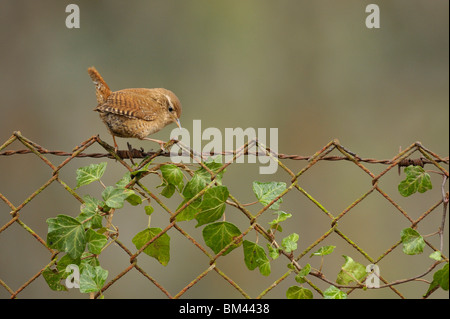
[88,67,112,104]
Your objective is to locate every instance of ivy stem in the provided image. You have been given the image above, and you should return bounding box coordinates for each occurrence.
[99,179,107,189]
[241,200,259,207]
[105,208,115,237]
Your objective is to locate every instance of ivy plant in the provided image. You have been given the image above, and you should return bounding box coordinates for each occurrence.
[398,165,448,296]
[41,161,447,299]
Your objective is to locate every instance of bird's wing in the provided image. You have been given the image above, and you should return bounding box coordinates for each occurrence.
[94,89,160,121]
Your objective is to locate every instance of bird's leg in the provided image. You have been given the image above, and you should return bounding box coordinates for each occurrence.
[142,137,166,150]
[112,135,119,153]
[127,142,135,165]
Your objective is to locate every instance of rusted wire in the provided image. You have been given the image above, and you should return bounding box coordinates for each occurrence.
[1,146,447,167]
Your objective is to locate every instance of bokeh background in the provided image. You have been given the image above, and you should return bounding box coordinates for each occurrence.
[0,0,448,299]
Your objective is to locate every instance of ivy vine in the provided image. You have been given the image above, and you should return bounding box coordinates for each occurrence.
[42,161,448,299]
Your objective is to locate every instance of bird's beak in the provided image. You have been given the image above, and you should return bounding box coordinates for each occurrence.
[175,118,182,129]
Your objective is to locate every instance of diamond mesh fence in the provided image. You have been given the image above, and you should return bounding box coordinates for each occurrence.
[0,131,448,299]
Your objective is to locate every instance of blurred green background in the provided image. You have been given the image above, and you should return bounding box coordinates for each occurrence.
[0,1,448,299]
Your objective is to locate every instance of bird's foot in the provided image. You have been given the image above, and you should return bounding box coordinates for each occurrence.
[142,137,167,151]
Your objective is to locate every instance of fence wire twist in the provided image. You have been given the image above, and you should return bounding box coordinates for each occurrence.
[0,131,448,299]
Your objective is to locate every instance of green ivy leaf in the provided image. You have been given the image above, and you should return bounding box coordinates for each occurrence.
[115,171,132,188]
[75,162,107,189]
[436,263,449,290]
[42,267,68,291]
[86,229,107,255]
[176,198,202,222]
[183,173,207,200]
[126,194,142,206]
[257,258,271,276]
[400,228,425,255]
[426,263,449,295]
[243,240,271,276]
[131,161,153,178]
[268,211,292,227]
[77,195,103,229]
[160,183,176,198]
[79,252,100,273]
[336,255,367,285]
[195,156,225,184]
[56,254,81,275]
[267,244,280,260]
[43,254,83,291]
[286,286,313,299]
[295,264,311,283]
[429,251,443,261]
[310,245,336,257]
[281,233,299,253]
[47,215,86,259]
[324,285,347,299]
[202,222,242,256]
[161,164,184,192]
[252,181,286,210]
[195,186,229,227]
[271,224,283,232]
[145,205,154,216]
[398,165,432,197]
[269,211,292,224]
[79,264,108,293]
[132,228,170,266]
[102,186,135,209]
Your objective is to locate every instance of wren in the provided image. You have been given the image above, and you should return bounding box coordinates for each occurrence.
[87,67,182,151]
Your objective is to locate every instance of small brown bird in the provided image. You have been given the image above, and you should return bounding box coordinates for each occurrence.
[88,67,182,151]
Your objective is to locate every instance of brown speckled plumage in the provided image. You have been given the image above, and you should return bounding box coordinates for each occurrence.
[88,67,182,150]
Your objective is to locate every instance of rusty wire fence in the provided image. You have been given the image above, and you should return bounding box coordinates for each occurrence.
[0,131,448,299]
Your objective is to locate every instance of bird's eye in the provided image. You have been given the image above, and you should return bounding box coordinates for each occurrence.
[168,106,174,112]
